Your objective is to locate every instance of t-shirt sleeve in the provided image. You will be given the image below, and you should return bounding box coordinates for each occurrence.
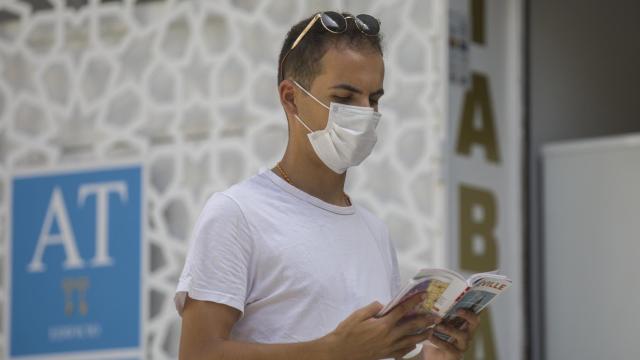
[174,192,253,316]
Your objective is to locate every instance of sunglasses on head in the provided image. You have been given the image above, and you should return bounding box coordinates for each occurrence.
[279,11,381,83]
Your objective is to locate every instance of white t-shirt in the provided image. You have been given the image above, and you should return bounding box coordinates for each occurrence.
[175,169,401,344]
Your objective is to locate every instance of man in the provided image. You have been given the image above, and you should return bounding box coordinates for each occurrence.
[176,11,480,360]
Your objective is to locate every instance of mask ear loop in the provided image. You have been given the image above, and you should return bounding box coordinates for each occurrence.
[291,80,330,133]
[294,114,313,133]
[292,80,330,110]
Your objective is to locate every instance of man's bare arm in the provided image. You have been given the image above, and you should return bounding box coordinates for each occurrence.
[179,296,332,360]
[179,294,435,360]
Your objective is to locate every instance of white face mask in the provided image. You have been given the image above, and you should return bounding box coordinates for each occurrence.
[293,80,381,174]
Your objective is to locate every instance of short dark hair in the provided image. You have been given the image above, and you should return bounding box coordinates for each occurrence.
[277,12,384,88]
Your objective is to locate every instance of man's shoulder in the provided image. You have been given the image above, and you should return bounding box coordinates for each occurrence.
[221,170,278,203]
[195,173,272,231]
[202,171,276,215]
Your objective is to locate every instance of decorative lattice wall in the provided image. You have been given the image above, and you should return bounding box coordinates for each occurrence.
[0,0,446,358]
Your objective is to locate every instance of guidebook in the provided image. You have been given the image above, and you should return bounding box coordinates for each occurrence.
[376,268,511,342]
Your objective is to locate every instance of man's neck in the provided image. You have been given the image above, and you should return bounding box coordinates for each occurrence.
[273,147,349,207]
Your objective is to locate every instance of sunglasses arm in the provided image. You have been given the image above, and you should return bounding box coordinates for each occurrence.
[279,13,321,83]
[291,13,322,50]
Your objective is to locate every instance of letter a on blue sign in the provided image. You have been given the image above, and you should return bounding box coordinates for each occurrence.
[8,164,144,359]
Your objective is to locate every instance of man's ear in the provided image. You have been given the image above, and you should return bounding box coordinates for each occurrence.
[279,80,298,117]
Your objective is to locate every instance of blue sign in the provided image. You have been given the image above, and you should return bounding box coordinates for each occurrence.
[8,164,144,359]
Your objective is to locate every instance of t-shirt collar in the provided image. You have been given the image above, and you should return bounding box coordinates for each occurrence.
[263,169,356,215]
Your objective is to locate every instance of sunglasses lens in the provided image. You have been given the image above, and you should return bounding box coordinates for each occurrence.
[355,14,380,35]
[321,11,347,33]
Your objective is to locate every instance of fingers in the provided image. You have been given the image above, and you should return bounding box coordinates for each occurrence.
[434,323,470,352]
[391,315,436,340]
[390,345,416,359]
[386,293,424,324]
[427,332,463,358]
[454,309,480,332]
[352,301,384,322]
[393,328,433,351]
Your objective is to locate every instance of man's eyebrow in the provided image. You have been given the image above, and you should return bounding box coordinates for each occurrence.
[330,83,385,96]
[371,88,385,97]
[330,83,362,94]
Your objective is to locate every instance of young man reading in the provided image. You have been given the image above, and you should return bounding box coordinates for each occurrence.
[176,11,480,360]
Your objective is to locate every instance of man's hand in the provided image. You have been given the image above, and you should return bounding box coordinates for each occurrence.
[322,294,440,360]
[421,309,480,360]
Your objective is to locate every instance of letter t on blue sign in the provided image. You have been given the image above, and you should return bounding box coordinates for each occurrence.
[8,164,143,359]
